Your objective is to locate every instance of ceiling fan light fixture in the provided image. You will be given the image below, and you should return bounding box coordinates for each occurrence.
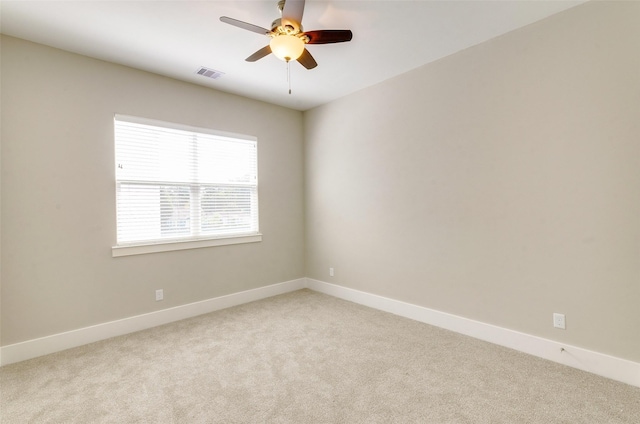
[270,34,305,62]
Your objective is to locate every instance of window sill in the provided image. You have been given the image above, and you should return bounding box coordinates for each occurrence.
[112,234,262,257]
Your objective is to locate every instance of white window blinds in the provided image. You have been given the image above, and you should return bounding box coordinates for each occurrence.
[114,115,258,246]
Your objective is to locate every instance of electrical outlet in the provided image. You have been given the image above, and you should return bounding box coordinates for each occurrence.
[155,289,164,301]
[329,267,334,277]
[553,313,566,329]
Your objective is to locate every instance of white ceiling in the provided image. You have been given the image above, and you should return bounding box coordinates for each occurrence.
[0,0,585,111]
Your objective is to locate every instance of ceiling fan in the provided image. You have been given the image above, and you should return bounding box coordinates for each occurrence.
[220,0,353,70]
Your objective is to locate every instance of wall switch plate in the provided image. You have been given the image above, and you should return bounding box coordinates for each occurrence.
[329,267,334,277]
[553,313,566,329]
[155,289,164,301]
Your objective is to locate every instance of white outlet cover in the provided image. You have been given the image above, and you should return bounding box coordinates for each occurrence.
[553,313,566,329]
[155,289,164,301]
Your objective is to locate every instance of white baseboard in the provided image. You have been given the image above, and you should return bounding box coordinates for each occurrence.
[4,277,638,389]
[0,278,306,366]
[306,278,640,388]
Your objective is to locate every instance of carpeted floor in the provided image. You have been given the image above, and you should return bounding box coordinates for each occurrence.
[1,289,639,423]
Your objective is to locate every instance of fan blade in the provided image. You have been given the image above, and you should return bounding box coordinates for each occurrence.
[305,30,353,44]
[220,16,270,35]
[282,0,305,30]
[297,48,317,69]
[246,45,272,62]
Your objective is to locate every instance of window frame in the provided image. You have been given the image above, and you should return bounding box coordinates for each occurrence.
[112,114,261,257]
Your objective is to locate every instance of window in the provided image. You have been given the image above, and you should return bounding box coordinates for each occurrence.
[113,115,260,256]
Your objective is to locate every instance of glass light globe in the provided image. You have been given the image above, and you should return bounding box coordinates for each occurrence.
[270,35,305,62]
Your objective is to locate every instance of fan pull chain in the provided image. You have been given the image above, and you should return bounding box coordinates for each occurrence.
[287,60,292,95]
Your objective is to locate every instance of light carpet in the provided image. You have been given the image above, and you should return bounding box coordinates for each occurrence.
[1,289,639,423]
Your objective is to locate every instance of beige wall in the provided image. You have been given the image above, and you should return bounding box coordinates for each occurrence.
[0,45,2,359]
[2,1,639,365]
[304,1,640,362]
[0,36,305,345]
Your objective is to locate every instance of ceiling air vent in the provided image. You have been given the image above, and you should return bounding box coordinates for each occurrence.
[195,66,225,80]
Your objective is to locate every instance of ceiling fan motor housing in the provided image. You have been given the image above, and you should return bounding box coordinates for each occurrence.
[272,20,302,34]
